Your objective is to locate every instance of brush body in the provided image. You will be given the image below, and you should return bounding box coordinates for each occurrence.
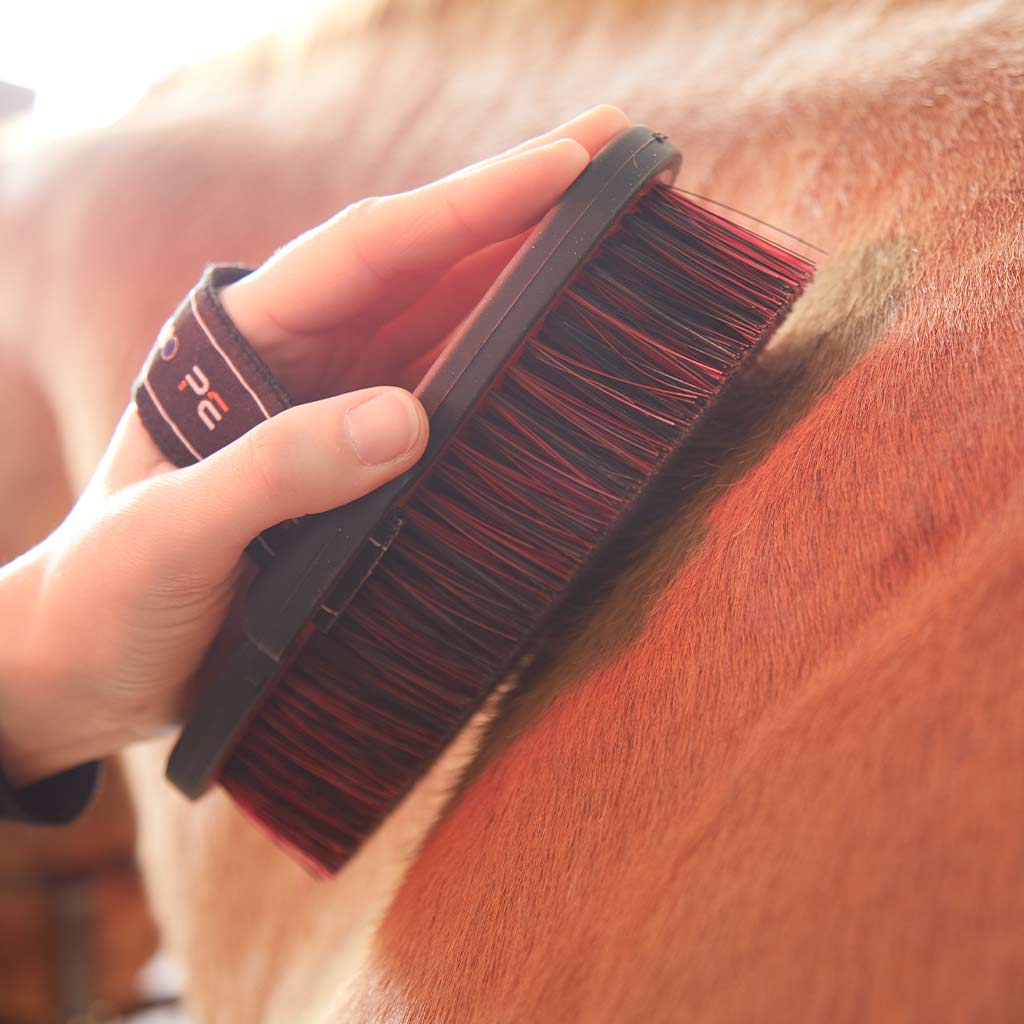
[167,127,814,875]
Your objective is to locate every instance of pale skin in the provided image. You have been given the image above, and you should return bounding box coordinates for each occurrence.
[0,105,631,791]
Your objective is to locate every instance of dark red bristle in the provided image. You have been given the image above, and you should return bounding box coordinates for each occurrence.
[220,184,815,875]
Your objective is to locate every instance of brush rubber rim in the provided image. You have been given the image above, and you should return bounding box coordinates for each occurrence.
[168,126,681,799]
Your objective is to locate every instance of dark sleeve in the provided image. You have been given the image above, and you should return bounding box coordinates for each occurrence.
[0,759,101,824]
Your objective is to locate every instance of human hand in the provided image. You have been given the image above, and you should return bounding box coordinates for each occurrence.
[0,106,629,788]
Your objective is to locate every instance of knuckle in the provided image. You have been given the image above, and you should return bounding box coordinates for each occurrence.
[341,195,392,284]
[243,421,295,506]
[341,194,385,236]
[440,175,485,248]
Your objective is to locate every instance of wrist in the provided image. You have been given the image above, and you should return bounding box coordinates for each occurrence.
[0,539,110,787]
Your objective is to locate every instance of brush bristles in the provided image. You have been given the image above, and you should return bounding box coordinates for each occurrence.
[221,184,815,875]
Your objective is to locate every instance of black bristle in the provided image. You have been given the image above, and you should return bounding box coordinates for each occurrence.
[220,183,815,875]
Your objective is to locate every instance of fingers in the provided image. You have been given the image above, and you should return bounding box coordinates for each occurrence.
[461,104,631,172]
[156,386,428,569]
[223,139,589,344]
[219,105,630,349]
[348,232,529,390]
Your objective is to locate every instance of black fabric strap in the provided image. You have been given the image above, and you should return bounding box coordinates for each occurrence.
[133,263,297,564]
[133,264,292,464]
[0,758,100,825]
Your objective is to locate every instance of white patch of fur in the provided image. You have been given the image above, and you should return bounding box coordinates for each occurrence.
[123,682,511,1022]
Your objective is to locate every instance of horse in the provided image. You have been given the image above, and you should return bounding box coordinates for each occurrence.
[1,0,1021,1019]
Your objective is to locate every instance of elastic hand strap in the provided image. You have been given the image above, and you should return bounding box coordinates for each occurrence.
[133,264,294,561]
[134,264,291,463]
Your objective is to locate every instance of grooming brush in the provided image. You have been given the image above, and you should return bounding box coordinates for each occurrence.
[159,126,814,875]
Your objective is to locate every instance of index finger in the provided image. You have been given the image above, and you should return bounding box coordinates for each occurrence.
[222,107,629,345]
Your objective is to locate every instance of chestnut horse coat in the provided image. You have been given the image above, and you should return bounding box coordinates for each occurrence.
[0,1,1021,1020]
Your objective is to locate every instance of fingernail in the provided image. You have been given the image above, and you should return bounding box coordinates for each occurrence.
[345,391,421,465]
[498,137,589,172]
[543,137,591,170]
[567,104,629,129]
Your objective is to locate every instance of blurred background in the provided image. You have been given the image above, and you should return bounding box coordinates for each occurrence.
[0,5,325,1021]
[1,1,327,137]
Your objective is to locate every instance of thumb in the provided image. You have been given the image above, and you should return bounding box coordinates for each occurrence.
[163,385,428,569]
